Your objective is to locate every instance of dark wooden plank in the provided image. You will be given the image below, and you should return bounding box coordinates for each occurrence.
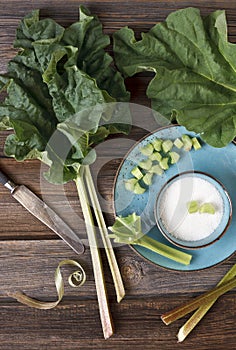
[1,1,236,348]
[1,0,236,73]
[1,240,236,298]
[0,158,84,239]
[0,296,235,350]
[1,238,236,349]
[1,0,236,33]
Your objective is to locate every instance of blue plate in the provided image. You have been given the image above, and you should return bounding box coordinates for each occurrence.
[113,125,236,271]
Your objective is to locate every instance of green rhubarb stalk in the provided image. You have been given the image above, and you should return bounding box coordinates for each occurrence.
[199,203,215,214]
[161,275,236,326]
[75,168,113,339]
[187,200,199,214]
[177,263,236,342]
[140,143,154,156]
[84,166,125,303]
[109,214,192,266]
[162,139,173,153]
[134,235,192,265]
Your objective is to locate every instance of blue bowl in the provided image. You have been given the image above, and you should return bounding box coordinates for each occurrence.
[155,171,232,249]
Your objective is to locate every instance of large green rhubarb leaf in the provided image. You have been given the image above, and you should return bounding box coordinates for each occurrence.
[0,7,130,184]
[114,7,236,147]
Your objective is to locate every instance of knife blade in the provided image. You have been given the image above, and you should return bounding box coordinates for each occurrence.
[0,168,84,255]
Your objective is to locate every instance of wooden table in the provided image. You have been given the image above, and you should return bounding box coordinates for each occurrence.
[1,1,236,349]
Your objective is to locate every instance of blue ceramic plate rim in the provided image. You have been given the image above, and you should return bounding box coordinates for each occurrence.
[155,171,232,249]
[113,124,236,272]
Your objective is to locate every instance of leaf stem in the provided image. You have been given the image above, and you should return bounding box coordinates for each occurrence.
[177,263,236,342]
[75,169,113,339]
[161,275,236,326]
[84,166,125,303]
[136,235,192,266]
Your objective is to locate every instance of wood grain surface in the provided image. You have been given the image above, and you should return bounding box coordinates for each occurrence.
[1,1,236,349]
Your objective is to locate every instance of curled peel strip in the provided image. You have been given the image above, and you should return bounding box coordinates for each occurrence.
[8,259,86,309]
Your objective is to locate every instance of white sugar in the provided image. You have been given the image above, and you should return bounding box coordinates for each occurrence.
[159,176,224,241]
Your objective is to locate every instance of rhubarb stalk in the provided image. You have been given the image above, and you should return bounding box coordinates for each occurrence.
[84,165,125,302]
[177,263,236,342]
[161,275,236,326]
[75,167,113,339]
[109,213,192,266]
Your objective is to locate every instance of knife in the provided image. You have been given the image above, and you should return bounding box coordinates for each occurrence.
[0,168,85,255]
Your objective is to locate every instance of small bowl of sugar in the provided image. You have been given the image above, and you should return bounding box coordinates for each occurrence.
[155,171,232,249]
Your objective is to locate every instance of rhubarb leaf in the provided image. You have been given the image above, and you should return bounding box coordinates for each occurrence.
[0,7,130,184]
[113,7,236,147]
[62,6,129,102]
